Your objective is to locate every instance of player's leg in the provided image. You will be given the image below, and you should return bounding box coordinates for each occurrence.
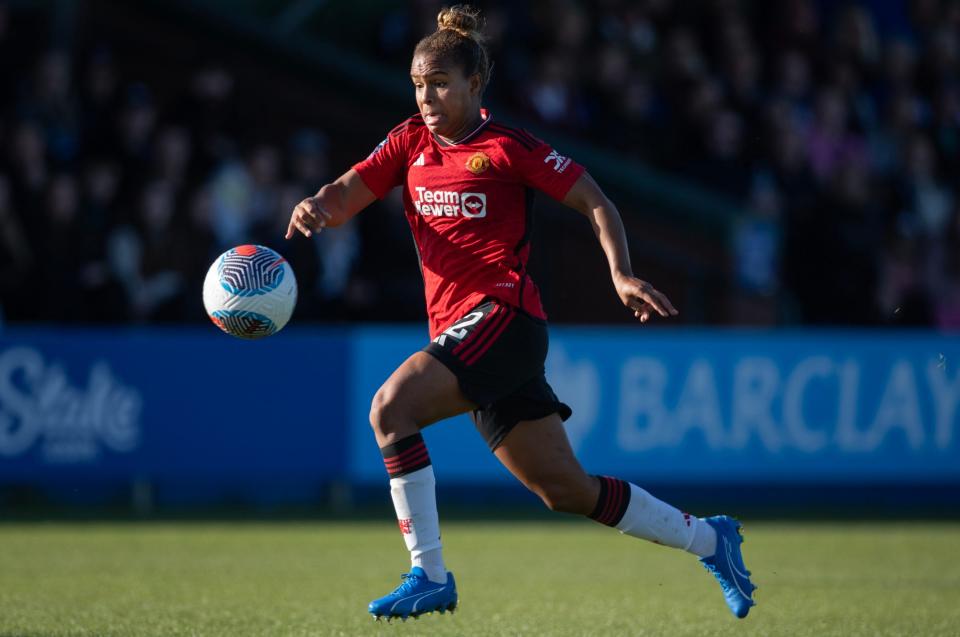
[367,351,474,620]
[369,350,475,446]
[494,413,712,548]
[492,413,598,514]
[494,413,756,618]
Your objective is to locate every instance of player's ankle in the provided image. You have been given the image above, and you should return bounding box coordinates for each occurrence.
[685,517,718,558]
[412,548,448,584]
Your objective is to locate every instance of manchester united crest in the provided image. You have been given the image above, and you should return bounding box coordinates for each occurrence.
[465,152,491,175]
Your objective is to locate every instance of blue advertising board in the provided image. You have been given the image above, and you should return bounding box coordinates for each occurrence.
[348,326,502,484]
[3,326,958,505]
[349,327,960,485]
[0,328,348,504]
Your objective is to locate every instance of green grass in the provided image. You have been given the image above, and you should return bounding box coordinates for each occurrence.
[0,520,958,636]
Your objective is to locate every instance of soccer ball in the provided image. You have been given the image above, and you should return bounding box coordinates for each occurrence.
[203,245,297,339]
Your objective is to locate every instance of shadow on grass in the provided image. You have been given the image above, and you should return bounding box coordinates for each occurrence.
[3,482,959,522]
[0,634,123,637]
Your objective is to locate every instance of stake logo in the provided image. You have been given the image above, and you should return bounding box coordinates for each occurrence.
[0,347,143,463]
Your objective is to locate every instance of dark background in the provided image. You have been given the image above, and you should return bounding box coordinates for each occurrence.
[2,0,958,331]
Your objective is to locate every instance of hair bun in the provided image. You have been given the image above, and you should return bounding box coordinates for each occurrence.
[437,5,484,40]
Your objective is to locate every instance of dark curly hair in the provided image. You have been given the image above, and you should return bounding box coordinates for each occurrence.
[413,5,492,93]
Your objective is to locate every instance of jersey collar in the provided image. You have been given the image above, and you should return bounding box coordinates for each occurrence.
[435,108,491,147]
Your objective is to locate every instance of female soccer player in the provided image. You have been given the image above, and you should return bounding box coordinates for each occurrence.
[286,5,756,621]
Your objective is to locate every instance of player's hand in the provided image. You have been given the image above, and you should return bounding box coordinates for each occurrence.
[285,196,332,239]
[614,274,678,323]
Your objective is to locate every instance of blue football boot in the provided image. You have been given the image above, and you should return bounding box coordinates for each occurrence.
[699,515,757,618]
[368,567,458,622]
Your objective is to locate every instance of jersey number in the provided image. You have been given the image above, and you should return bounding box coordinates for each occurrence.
[433,311,484,347]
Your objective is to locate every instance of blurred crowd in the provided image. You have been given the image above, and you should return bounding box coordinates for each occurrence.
[0,3,378,324]
[378,0,960,326]
[1,1,959,327]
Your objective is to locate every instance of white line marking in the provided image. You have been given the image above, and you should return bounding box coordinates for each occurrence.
[724,538,754,602]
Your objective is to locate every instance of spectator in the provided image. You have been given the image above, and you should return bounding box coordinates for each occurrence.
[0,176,33,321]
[20,49,80,163]
[900,133,953,236]
[80,45,120,156]
[37,174,88,320]
[1,0,959,329]
[108,179,185,322]
[6,119,48,221]
[806,88,868,183]
[116,83,157,179]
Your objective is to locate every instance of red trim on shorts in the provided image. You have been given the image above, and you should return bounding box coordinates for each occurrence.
[463,309,515,366]
[457,306,512,363]
[452,304,504,356]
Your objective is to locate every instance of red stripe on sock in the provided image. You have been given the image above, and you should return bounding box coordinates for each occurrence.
[463,309,514,365]
[599,477,620,525]
[611,480,626,524]
[384,447,428,467]
[603,478,626,526]
[383,442,426,465]
[608,480,630,525]
[611,480,626,525]
[596,477,614,525]
[452,305,503,355]
[384,449,430,471]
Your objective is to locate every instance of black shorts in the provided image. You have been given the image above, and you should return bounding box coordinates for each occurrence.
[424,299,572,450]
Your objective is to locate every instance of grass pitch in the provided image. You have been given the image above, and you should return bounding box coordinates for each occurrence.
[0,519,957,636]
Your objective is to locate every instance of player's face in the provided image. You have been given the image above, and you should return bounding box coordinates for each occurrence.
[410,54,482,139]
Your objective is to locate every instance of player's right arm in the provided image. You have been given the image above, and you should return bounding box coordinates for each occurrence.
[287,118,416,240]
[285,169,375,239]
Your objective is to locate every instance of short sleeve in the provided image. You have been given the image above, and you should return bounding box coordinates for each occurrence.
[510,135,585,202]
[352,130,409,199]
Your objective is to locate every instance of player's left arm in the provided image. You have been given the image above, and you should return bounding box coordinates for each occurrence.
[561,172,678,322]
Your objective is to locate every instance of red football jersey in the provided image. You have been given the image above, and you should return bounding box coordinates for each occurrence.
[353,109,584,338]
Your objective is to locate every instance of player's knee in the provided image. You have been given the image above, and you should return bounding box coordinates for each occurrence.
[369,387,403,436]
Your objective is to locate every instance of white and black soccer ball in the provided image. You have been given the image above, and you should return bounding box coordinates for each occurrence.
[203,245,297,339]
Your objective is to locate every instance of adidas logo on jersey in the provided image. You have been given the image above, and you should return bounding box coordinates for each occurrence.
[413,187,487,219]
[413,153,426,166]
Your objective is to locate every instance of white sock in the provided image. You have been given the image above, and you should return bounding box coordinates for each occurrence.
[412,547,446,582]
[615,483,716,557]
[390,465,447,584]
[687,517,718,558]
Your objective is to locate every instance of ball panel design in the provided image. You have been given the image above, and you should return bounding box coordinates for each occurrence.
[217,245,287,297]
[202,245,297,339]
[209,310,276,339]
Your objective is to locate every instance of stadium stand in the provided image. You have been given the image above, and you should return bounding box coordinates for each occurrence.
[1,0,958,327]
